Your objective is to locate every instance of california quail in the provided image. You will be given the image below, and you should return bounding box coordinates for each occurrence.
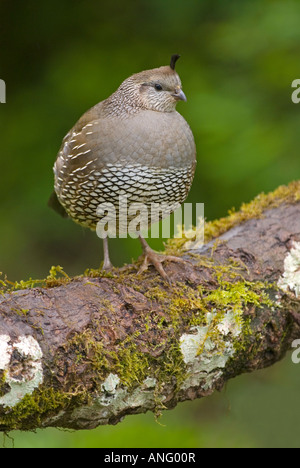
[49,55,197,280]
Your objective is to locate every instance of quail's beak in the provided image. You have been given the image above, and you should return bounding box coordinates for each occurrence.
[172,87,187,102]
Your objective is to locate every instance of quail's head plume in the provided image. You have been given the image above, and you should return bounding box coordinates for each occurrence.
[49,55,197,281]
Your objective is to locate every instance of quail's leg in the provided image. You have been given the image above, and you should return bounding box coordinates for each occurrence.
[102,237,113,270]
[138,235,187,281]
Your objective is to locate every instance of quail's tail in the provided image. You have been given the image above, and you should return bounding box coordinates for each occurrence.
[48,191,68,218]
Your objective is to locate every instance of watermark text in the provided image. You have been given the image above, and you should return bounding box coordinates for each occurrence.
[0,79,6,103]
[291,79,300,104]
[95,196,204,248]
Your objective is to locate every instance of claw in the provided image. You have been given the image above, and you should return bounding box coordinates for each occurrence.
[138,236,188,282]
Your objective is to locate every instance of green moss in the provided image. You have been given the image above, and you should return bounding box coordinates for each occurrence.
[144,285,169,301]
[166,180,300,254]
[111,339,150,388]
[0,370,8,398]
[62,326,185,394]
[0,386,85,432]
[11,308,29,317]
[84,267,116,279]
[200,279,275,355]
[45,265,70,288]
[63,329,110,382]
[204,279,274,313]
[0,265,71,294]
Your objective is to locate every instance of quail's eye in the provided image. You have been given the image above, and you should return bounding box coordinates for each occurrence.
[154,83,163,91]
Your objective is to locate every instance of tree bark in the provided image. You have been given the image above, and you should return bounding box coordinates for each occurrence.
[0,183,300,432]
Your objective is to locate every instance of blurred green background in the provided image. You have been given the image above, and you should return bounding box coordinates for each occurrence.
[1,0,300,448]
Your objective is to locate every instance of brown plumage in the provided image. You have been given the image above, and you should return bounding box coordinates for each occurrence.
[50,55,197,280]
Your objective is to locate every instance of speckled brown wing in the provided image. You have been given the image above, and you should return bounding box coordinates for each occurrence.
[54,104,196,230]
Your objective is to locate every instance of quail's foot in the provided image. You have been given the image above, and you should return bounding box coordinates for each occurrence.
[138,236,188,282]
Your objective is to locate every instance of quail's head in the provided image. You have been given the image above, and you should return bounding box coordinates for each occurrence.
[108,54,187,113]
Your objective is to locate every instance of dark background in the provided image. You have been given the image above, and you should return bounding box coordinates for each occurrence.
[1,0,300,448]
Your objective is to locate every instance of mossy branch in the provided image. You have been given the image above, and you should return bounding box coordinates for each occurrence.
[0,181,300,432]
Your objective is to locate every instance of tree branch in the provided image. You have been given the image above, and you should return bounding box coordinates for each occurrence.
[1,182,300,431]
